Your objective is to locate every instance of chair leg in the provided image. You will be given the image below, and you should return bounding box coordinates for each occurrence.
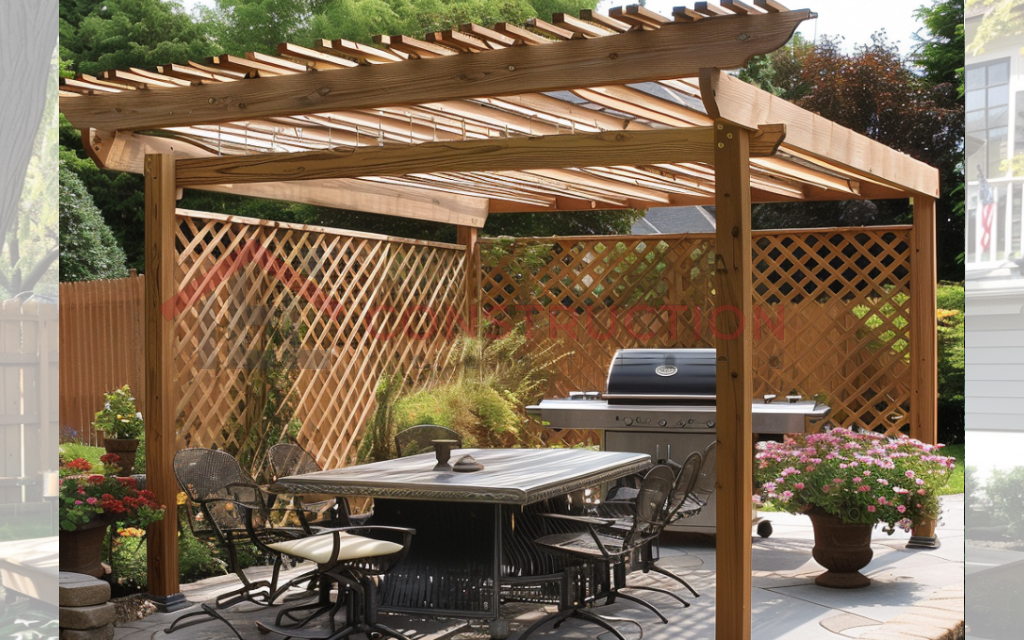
[516,608,576,640]
[573,609,631,640]
[165,603,245,640]
[620,584,690,607]
[651,564,700,598]
[611,590,668,623]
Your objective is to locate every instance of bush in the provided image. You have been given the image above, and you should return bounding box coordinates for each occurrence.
[937,282,964,444]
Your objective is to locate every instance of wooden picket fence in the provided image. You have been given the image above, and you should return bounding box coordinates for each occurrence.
[0,298,58,505]
[480,227,914,438]
[58,273,145,446]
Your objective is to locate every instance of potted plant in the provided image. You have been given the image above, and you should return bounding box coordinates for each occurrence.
[93,385,144,476]
[58,454,165,577]
[755,428,955,589]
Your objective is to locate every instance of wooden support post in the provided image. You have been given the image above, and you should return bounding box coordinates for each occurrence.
[144,154,186,611]
[457,225,481,335]
[910,196,938,445]
[713,120,753,640]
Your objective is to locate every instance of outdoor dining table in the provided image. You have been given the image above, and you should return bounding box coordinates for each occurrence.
[270,447,650,636]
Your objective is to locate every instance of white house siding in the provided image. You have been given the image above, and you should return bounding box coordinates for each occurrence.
[966,280,1024,481]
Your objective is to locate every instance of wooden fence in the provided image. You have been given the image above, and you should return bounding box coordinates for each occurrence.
[480,227,914,438]
[0,298,57,505]
[58,274,145,446]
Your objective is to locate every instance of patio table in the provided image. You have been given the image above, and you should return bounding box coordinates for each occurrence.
[270,447,650,636]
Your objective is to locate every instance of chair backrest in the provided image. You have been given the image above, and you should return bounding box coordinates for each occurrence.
[625,464,675,547]
[693,441,717,499]
[394,425,463,457]
[267,443,321,481]
[667,451,703,516]
[174,448,265,535]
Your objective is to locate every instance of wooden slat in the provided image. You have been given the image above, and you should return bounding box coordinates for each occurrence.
[59,11,812,132]
[492,22,552,45]
[143,154,181,599]
[910,196,938,445]
[175,126,786,186]
[611,5,674,29]
[323,37,405,63]
[673,6,705,22]
[373,34,457,58]
[524,17,576,40]
[551,13,616,38]
[722,0,763,15]
[699,68,940,197]
[713,120,753,640]
[754,0,788,12]
[459,23,518,47]
[577,10,632,33]
[278,43,357,70]
[695,2,731,17]
[426,30,490,53]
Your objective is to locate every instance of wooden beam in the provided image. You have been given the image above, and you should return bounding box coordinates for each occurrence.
[175,126,785,186]
[59,11,811,132]
[699,68,939,197]
[457,226,481,333]
[144,154,183,608]
[84,129,488,227]
[910,196,938,445]
[713,120,753,640]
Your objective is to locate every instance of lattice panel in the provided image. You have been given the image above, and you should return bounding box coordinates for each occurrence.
[171,211,466,469]
[481,228,913,437]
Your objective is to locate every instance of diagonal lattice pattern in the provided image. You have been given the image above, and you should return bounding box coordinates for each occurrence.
[481,228,913,438]
[171,211,466,469]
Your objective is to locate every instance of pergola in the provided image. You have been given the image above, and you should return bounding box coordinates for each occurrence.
[59,4,939,638]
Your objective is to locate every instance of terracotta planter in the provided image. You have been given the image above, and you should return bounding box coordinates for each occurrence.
[59,516,114,578]
[103,438,140,477]
[807,507,874,589]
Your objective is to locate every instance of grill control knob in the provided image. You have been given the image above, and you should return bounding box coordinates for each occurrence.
[658,420,667,427]
[624,417,633,426]
[706,420,715,428]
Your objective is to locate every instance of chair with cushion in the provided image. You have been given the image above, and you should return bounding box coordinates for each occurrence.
[519,464,677,640]
[393,425,462,458]
[253,520,415,640]
[167,448,327,639]
[267,443,371,527]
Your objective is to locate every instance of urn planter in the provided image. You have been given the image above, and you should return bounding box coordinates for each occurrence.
[807,507,874,589]
[59,516,114,578]
[103,438,139,477]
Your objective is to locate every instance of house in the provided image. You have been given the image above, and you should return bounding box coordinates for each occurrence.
[630,206,716,235]
[965,5,1024,480]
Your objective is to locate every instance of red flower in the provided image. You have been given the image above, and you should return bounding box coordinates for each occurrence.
[100,453,121,466]
[65,458,92,472]
[117,476,137,487]
[88,475,105,484]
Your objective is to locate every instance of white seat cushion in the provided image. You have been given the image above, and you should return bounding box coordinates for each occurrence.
[267,533,403,565]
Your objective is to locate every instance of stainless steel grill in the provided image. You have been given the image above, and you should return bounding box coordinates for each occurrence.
[527,348,831,533]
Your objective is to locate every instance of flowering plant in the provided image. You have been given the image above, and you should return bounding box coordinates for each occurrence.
[93,385,144,440]
[755,428,956,532]
[59,454,165,532]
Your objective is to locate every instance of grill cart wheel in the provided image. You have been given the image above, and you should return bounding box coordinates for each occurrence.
[757,520,773,538]
[489,618,510,639]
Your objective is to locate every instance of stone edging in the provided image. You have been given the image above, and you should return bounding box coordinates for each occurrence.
[856,584,965,640]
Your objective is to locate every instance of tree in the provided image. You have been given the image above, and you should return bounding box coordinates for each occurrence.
[967,0,1024,54]
[59,161,129,283]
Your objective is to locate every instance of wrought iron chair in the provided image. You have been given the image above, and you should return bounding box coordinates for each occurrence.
[267,443,371,527]
[252,519,415,640]
[393,424,462,457]
[167,448,326,639]
[520,464,677,640]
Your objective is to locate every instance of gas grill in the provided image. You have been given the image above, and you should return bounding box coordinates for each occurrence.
[526,348,831,533]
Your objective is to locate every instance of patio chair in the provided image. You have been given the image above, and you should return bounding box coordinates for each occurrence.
[166,448,328,639]
[393,424,462,457]
[252,519,415,640]
[520,464,677,640]
[267,443,371,527]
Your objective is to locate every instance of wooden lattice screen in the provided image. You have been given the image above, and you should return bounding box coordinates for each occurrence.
[170,210,466,469]
[480,227,914,438]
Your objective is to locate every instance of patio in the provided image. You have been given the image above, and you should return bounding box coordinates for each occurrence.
[109,495,964,640]
[56,3,945,639]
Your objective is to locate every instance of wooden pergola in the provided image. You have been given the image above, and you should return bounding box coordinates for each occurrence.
[59,4,939,638]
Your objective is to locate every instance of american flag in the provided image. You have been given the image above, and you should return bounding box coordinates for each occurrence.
[979,167,995,253]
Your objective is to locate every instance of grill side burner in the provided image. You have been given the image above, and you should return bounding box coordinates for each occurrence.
[527,348,831,533]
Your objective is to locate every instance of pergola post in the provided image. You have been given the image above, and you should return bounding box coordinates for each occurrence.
[457,225,481,334]
[910,196,938,446]
[144,154,185,610]
[713,120,754,640]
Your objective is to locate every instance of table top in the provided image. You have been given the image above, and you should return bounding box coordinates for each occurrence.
[270,448,650,505]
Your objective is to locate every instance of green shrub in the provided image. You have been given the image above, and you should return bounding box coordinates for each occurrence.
[937,282,964,444]
[984,467,1024,537]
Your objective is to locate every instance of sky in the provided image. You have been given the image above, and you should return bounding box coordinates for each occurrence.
[179,0,927,53]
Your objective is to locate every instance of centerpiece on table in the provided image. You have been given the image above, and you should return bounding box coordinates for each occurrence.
[58,454,165,577]
[93,385,144,476]
[755,428,955,589]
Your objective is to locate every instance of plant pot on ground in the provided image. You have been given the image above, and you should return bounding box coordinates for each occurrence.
[93,385,145,476]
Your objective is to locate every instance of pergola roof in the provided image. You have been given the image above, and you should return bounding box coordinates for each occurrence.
[59,2,938,228]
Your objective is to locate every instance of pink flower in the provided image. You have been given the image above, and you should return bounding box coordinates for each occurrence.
[897,505,906,513]
[833,478,843,484]
[876,478,889,486]
[86,497,98,505]
[867,505,876,513]
[905,470,915,478]
[918,489,926,495]
[858,485,871,492]
[853,477,862,483]
[878,497,887,505]
[794,482,804,490]
[915,478,925,486]
[74,500,83,505]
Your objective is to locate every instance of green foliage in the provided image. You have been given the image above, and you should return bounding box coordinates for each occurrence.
[358,369,406,463]
[936,444,964,496]
[937,283,964,444]
[967,0,1024,54]
[985,466,1024,538]
[483,209,642,238]
[59,442,105,468]
[58,160,129,281]
[93,385,145,440]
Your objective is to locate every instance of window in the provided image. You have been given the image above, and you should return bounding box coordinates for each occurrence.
[967,58,1011,182]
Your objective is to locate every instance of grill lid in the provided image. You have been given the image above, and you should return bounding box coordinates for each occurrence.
[605,348,716,404]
